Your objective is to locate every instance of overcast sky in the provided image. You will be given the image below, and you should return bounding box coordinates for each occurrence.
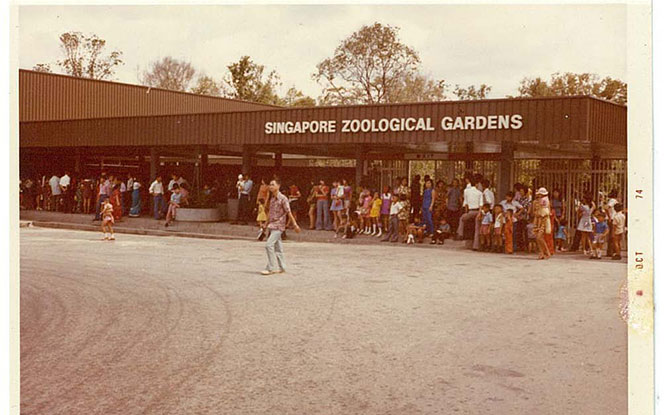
[18,4,626,99]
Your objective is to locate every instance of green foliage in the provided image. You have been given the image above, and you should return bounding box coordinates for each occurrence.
[190,75,222,96]
[314,22,428,105]
[223,56,283,105]
[516,72,627,105]
[48,32,123,80]
[140,56,196,91]
[32,63,52,73]
[388,73,449,103]
[282,87,316,107]
[453,84,491,100]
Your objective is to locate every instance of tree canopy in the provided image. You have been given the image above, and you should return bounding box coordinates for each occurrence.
[34,32,123,80]
[453,84,492,100]
[223,56,283,105]
[314,23,422,105]
[190,75,222,96]
[516,72,627,104]
[140,57,196,91]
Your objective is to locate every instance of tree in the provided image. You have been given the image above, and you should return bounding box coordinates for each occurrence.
[453,84,491,100]
[32,63,52,73]
[313,22,422,105]
[190,75,222,96]
[51,32,123,80]
[282,87,316,107]
[516,72,627,104]
[223,56,282,105]
[140,57,196,91]
[388,73,449,103]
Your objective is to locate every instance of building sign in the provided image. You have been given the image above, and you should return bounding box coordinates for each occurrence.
[264,114,523,135]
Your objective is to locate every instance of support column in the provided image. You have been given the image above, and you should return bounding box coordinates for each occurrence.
[241,145,254,175]
[198,146,208,189]
[150,147,159,181]
[497,141,514,198]
[74,150,82,175]
[355,146,365,188]
[465,141,474,172]
[274,152,283,170]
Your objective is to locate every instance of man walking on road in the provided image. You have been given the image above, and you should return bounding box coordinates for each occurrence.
[261,178,300,276]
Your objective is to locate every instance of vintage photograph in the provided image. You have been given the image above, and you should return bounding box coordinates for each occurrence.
[12,2,653,414]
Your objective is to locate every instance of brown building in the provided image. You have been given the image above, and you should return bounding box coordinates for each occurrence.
[19,69,627,221]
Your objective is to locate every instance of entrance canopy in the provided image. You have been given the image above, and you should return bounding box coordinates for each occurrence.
[20,91,626,160]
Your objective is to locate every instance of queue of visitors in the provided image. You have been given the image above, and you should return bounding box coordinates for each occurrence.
[294,173,626,261]
[21,169,626,260]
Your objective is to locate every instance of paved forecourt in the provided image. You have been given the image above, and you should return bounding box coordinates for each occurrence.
[20,227,627,415]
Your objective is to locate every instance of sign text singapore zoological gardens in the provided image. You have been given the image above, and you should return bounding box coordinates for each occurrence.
[264,114,524,135]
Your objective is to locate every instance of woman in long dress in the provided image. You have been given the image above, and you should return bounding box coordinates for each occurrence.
[532,188,552,260]
[129,180,142,217]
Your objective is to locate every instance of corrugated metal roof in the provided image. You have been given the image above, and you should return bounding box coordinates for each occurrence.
[19,69,279,122]
[19,96,626,152]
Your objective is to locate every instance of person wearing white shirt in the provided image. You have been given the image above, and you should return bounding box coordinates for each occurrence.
[149,175,165,219]
[49,174,61,211]
[381,194,401,242]
[236,173,254,224]
[59,172,72,213]
[605,189,619,256]
[457,179,483,247]
[482,179,495,207]
[500,191,524,250]
[168,174,179,194]
[126,173,135,214]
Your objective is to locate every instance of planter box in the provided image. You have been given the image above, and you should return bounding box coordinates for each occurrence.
[175,207,221,222]
[227,198,239,221]
[217,203,228,220]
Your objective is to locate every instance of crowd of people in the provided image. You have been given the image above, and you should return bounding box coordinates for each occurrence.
[21,169,627,259]
[288,173,626,261]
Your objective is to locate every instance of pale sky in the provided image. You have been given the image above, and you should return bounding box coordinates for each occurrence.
[18,4,627,100]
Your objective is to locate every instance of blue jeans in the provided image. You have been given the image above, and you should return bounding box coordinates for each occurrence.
[153,195,165,219]
[422,206,434,234]
[316,199,331,230]
[265,229,287,272]
[130,189,141,216]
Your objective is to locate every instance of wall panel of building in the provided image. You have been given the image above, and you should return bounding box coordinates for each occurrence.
[19,70,276,122]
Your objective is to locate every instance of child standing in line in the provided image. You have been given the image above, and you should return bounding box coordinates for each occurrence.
[382,194,401,242]
[397,193,410,243]
[591,210,609,259]
[256,197,268,241]
[611,203,625,260]
[361,190,373,234]
[478,203,493,251]
[555,219,568,251]
[503,209,515,254]
[100,198,115,240]
[526,221,537,253]
[369,192,383,237]
[492,204,504,253]
[380,186,392,234]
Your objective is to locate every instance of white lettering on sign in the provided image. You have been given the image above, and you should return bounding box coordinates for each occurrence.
[440,114,523,131]
[265,114,522,134]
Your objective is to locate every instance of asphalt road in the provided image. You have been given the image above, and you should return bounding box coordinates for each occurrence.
[20,227,627,414]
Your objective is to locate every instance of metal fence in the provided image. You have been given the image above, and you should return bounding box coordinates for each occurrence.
[512,159,627,229]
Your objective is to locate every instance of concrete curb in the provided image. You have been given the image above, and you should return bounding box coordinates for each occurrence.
[30,221,257,242]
